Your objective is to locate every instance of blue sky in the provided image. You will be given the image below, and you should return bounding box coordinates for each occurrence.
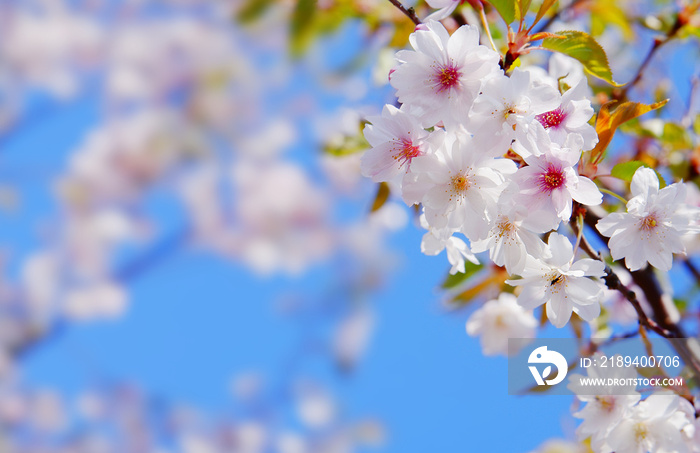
[1,95,576,451]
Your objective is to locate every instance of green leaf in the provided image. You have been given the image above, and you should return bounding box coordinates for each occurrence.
[661,123,692,150]
[290,0,317,57]
[441,261,483,289]
[370,182,390,213]
[610,161,666,187]
[323,127,370,157]
[236,0,276,23]
[541,30,622,86]
[611,161,648,181]
[533,0,558,28]
[589,0,633,39]
[516,0,533,22]
[487,0,516,25]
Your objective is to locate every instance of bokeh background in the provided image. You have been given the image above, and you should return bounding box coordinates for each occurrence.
[0,0,698,452]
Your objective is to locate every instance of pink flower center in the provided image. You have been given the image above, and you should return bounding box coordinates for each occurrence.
[536,107,567,129]
[432,63,461,93]
[539,165,565,192]
[392,139,422,168]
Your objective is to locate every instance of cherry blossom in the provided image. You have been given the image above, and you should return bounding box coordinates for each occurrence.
[361,104,444,183]
[425,0,462,21]
[514,135,603,230]
[606,393,695,453]
[597,167,700,271]
[420,223,479,275]
[470,187,550,274]
[468,68,560,157]
[465,293,537,356]
[390,20,500,129]
[567,353,641,452]
[404,133,516,240]
[535,79,598,151]
[507,233,606,328]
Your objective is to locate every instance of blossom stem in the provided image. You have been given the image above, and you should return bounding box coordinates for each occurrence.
[478,4,498,52]
[598,188,627,204]
[386,0,422,25]
[532,0,586,33]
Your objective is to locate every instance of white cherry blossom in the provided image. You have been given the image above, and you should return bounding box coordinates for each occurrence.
[421,226,479,275]
[361,104,444,183]
[471,186,550,274]
[469,68,560,157]
[465,292,537,356]
[507,233,606,328]
[514,134,602,230]
[425,0,461,21]
[390,20,501,129]
[535,79,598,151]
[606,393,695,453]
[404,133,516,240]
[567,353,641,452]
[597,167,700,271]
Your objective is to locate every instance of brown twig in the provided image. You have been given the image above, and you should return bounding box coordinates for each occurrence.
[614,14,685,101]
[387,0,422,25]
[533,0,587,33]
[683,258,700,283]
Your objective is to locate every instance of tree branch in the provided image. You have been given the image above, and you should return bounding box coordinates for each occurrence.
[613,13,684,101]
[387,0,422,25]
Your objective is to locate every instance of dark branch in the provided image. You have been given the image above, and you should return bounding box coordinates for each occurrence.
[614,14,684,101]
[387,0,422,25]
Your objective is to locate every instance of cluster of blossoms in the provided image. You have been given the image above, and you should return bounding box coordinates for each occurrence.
[361,20,700,337]
[568,354,699,452]
[0,377,383,453]
[0,3,397,451]
[362,20,605,330]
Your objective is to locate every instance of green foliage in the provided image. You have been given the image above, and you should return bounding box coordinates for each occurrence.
[589,0,633,39]
[609,161,666,188]
[290,0,322,57]
[488,0,516,25]
[516,0,533,22]
[541,31,621,86]
[533,0,558,28]
[323,125,370,157]
[441,261,483,289]
[610,161,648,181]
[236,0,276,23]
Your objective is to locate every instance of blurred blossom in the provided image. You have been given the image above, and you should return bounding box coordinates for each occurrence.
[333,306,375,370]
[231,160,335,275]
[0,0,404,452]
[296,384,338,429]
[529,439,587,453]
